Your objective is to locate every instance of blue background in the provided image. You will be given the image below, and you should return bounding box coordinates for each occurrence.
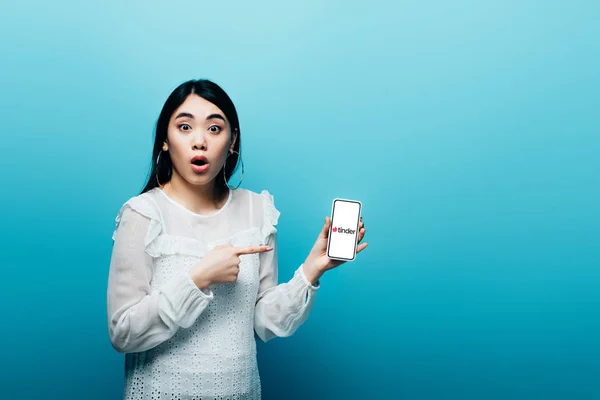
[1,1,599,399]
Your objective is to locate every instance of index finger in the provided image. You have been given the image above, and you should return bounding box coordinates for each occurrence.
[233,245,273,255]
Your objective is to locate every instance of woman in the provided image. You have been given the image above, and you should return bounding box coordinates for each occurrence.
[107,79,368,399]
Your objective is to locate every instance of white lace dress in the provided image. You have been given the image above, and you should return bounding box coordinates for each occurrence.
[107,187,320,400]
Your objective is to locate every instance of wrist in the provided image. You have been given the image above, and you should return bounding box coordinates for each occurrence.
[302,262,323,286]
[190,267,212,290]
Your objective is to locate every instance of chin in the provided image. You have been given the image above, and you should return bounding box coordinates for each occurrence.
[186,175,215,186]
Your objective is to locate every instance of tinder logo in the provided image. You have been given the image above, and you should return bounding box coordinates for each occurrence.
[332,226,355,235]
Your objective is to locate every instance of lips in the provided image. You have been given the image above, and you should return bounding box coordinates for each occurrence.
[191,155,209,173]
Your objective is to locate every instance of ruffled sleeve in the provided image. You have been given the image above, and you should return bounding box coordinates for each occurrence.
[259,189,281,240]
[112,196,167,258]
[107,194,214,354]
[254,190,320,343]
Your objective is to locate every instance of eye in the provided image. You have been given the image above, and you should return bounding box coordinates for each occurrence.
[209,125,222,133]
[178,123,192,131]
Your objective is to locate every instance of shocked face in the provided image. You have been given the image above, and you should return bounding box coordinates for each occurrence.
[163,94,237,187]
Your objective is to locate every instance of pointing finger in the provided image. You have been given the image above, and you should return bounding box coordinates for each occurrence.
[234,245,273,255]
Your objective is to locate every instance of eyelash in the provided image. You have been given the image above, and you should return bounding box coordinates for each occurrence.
[178,124,222,133]
[209,125,222,133]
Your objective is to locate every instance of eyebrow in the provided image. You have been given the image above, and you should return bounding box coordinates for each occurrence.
[175,112,195,120]
[174,112,225,122]
[206,113,225,122]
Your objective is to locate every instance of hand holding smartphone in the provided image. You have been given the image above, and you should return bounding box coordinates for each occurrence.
[326,198,362,262]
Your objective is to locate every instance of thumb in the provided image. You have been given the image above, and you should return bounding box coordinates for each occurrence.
[320,216,330,239]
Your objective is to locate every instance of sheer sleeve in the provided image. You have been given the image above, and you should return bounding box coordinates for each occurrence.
[253,190,320,342]
[107,204,214,353]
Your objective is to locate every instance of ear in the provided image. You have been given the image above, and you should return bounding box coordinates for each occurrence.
[162,142,168,151]
[229,128,238,152]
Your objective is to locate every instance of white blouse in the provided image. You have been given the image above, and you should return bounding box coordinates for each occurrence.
[107,187,320,400]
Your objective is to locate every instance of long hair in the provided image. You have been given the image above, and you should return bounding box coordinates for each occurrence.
[140,79,241,195]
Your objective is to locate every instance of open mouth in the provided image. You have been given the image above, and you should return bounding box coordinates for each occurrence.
[191,156,209,173]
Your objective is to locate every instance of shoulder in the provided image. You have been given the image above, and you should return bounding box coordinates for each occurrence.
[112,189,162,240]
[240,188,281,237]
[240,188,279,215]
[117,188,161,220]
[239,187,276,204]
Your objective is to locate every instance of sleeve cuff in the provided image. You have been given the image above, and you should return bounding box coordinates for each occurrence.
[159,270,214,329]
[183,269,214,299]
[297,264,321,290]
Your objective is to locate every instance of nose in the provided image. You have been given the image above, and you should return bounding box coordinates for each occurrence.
[192,131,207,150]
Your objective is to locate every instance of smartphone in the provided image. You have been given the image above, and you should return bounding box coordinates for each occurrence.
[326,198,362,262]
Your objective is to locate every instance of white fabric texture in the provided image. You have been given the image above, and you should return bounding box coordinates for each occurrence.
[107,187,320,400]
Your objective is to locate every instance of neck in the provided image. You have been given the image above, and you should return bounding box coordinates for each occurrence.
[160,170,228,215]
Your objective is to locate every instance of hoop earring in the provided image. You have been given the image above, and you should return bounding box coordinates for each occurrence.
[223,150,244,190]
[155,150,165,187]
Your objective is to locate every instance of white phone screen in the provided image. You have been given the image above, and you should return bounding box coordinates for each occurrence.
[326,198,362,261]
